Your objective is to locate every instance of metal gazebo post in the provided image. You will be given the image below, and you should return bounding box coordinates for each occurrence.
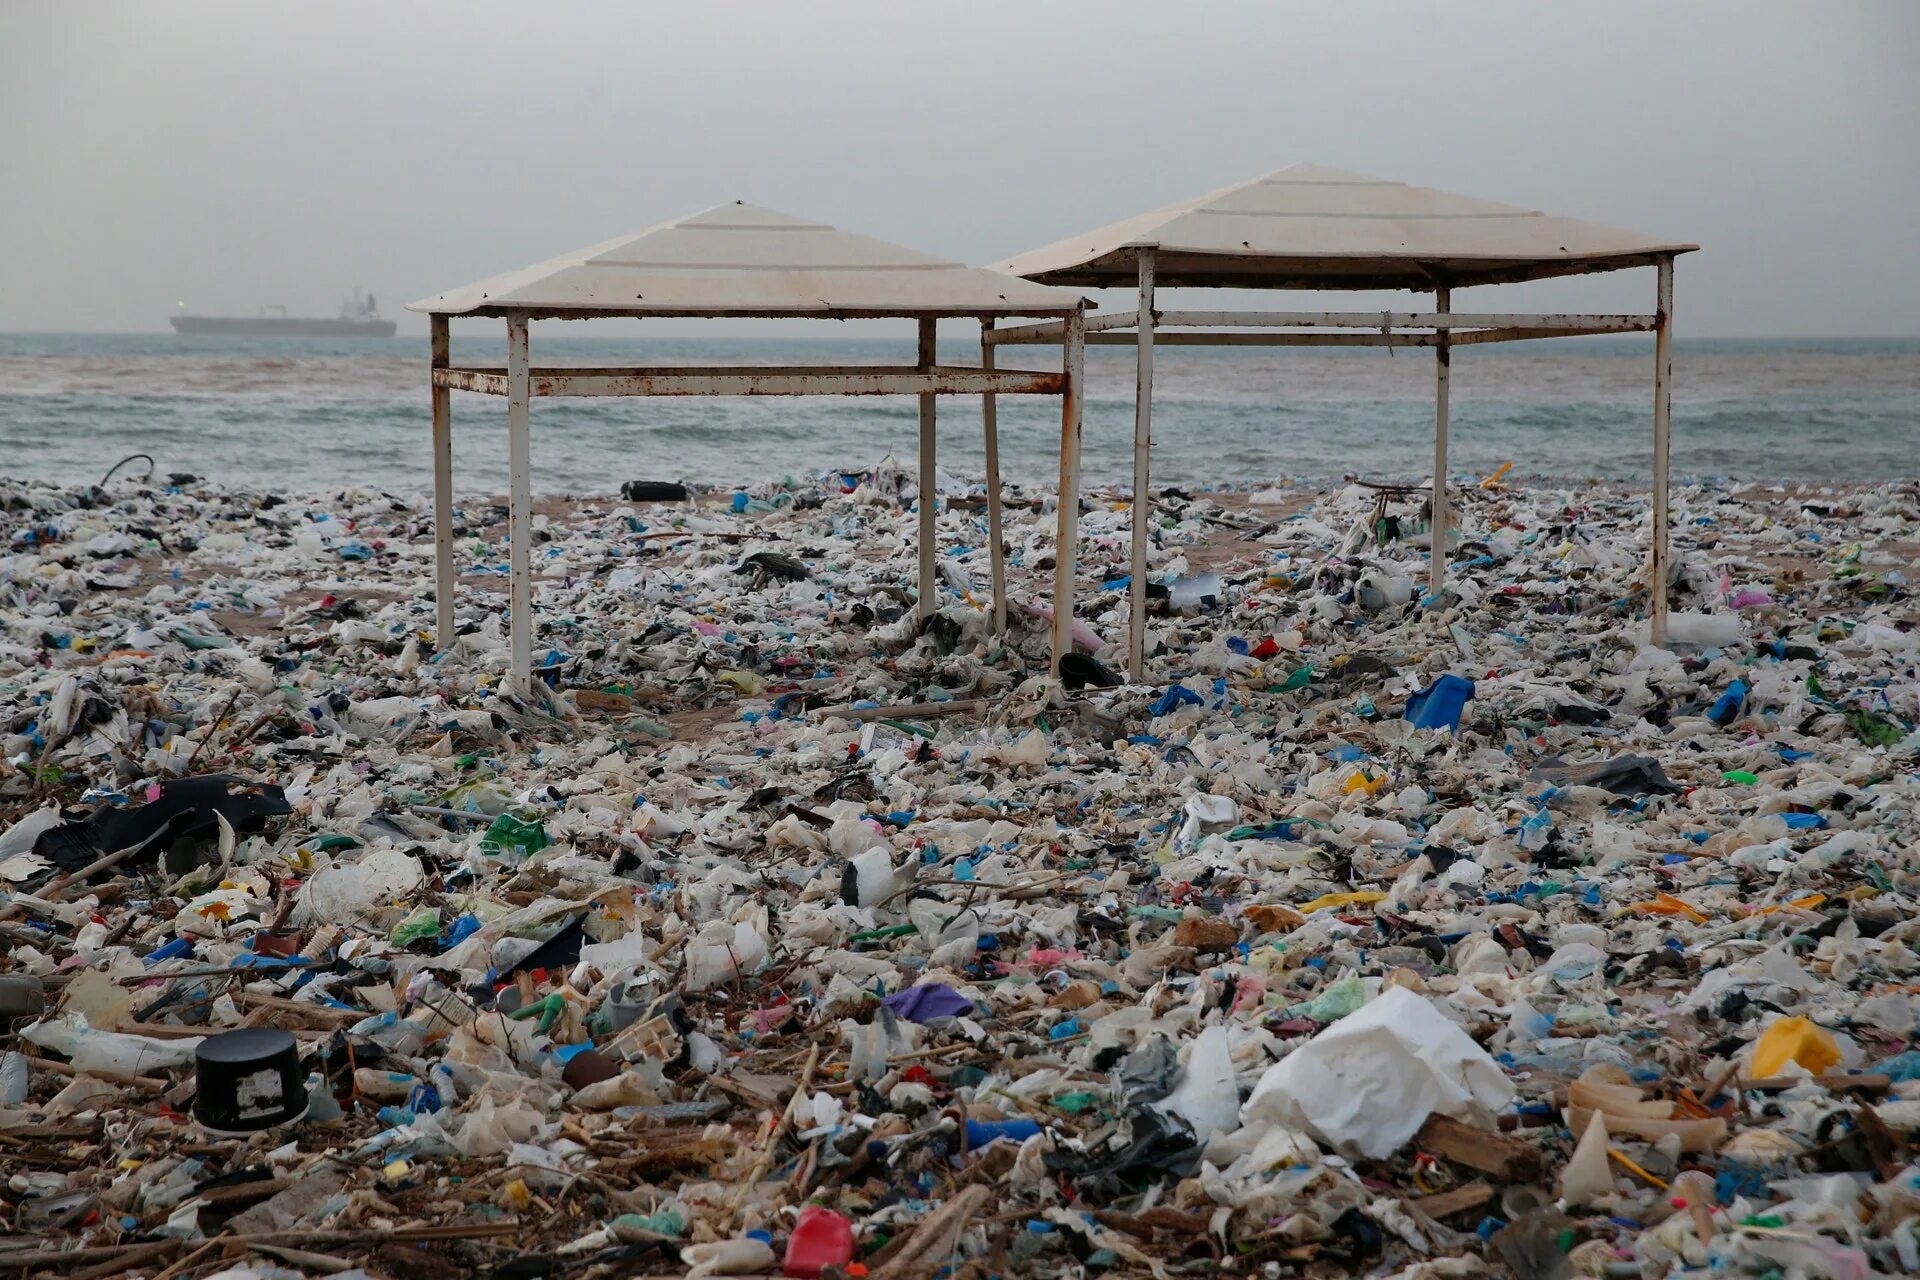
[1050,307,1087,676]
[430,314,455,649]
[1431,285,1451,594]
[1650,255,1675,645]
[917,319,938,625]
[979,320,1008,634]
[1128,250,1156,679]
[505,314,533,695]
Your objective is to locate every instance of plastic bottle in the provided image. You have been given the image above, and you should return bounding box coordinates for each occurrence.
[682,1239,775,1277]
[782,1205,855,1278]
[0,975,47,1019]
[0,1052,28,1104]
[300,925,344,962]
[964,1117,1041,1148]
[142,936,194,967]
[1518,809,1554,851]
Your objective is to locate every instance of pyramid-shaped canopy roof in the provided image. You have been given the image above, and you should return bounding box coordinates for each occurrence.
[410,202,1083,319]
[999,164,1697,290]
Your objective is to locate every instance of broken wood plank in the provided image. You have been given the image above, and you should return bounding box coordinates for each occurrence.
[195,1176,294,1209]
[1409,1182,1495,1219]
[1415,1114,1544,1181]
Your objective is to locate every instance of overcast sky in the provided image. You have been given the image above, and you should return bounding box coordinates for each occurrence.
[2,0,1915,337]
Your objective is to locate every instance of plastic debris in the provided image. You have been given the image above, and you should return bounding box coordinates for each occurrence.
[1,469,1917,1276]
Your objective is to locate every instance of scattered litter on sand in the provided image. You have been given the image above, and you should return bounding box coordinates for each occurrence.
[2,463,1918,1277]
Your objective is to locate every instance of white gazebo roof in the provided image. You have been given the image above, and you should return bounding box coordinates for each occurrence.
[410,201,1083,319]
[998,163,1698,289]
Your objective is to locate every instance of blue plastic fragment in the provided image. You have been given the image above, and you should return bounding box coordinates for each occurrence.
[1404,673,1476,731]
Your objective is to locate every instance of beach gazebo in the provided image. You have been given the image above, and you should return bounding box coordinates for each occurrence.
[990,164,1698,676]
[408,203,1088,695]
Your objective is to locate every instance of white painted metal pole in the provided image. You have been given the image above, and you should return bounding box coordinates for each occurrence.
[1050,309,1086,676]
[1128,251,1155,679]
[505,314,532,696]
[980,320,1007,635]
[917,318,938,626]
[430,314,455,650]
[1650,257,1675,645]
[1431,285,1451,595]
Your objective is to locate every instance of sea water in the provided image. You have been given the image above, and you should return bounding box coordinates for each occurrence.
[0,332,1913,494]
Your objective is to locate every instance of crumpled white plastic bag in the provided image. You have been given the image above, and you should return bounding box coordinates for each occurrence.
[1240,987,1513,1158]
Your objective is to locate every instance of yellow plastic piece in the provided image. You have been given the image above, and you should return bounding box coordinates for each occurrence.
[1297,890,1389,914]
[1742,893,1826,918]
[1481,462,1515,489]
[1750,1016,1841,1078]
[1342,768,1387,796]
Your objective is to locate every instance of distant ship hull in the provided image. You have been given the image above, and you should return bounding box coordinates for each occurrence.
[170,316,397,337]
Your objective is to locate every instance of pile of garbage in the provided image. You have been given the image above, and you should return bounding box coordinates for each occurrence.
[1,462,1918,1279]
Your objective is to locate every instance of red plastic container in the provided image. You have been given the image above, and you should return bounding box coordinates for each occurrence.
[783,1205,855,1278]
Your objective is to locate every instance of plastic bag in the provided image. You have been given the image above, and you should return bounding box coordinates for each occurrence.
[1240,987,1513,1158]
[295,845,424,925]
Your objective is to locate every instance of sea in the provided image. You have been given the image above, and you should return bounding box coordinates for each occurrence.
[0,332,1914,496]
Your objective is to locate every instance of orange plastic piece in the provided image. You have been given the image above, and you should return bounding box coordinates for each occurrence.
[1631,892,1710,925]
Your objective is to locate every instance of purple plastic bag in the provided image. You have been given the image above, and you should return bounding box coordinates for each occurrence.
[882,982,973,1022]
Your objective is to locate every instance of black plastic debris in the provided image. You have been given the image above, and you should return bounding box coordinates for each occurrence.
[1528,753,1680,796]
[735,550,811,583]
[33,773,292,876]
[620,481,690,502]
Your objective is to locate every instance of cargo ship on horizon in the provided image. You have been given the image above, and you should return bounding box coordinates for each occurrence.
[170,289,396,337]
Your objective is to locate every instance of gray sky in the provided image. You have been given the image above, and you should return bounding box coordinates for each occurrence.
[2,0,1915,337]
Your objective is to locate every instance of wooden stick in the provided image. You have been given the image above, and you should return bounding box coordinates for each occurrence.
[22,1053,168,1093]
[68,1240,184,1280]
[183,687,244,773]
[0,1235,183,1274]
[815,698,987,723]
[874,1183,991,1278]
[248,1243,356,1274]
[730,1041,818,1215]
[0,843,146,923]
[151,1235,229,1280]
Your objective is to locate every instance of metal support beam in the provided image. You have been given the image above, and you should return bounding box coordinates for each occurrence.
[1650,257,1675,645]
[1128,252,1155,679]
[429,314,454,650]
[917,319,937,625]
[431,365,1063,398]
[989,312,1655,347]
[1150,310,1655,331]
[980,310,1140,347]
[505,315,532,696]
[980,320,1007,635]
[1085,331,1446,348]
[1051,310,1086,677]
[1431,286,1451,596]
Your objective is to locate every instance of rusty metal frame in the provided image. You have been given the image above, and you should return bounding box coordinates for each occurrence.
[432,312,1086,696]
[988,275,1678,678]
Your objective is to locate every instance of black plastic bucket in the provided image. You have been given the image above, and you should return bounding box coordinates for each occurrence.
[192,1028,308,1134]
